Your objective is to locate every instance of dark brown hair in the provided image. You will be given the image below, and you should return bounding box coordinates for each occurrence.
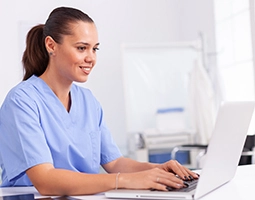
[22,7,94,80]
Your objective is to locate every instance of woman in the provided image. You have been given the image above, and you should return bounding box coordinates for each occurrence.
[0,6,198,196]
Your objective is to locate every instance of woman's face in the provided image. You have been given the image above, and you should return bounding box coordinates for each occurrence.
[51,21,99,84]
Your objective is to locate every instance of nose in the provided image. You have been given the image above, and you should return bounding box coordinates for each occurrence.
[85,50,96,64]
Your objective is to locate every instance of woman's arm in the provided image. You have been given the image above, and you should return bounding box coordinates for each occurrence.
[26,162,182,195]
[103,156,198,179]
[26,157,197,196]
[26,163,117,196]
[103,156,158,173]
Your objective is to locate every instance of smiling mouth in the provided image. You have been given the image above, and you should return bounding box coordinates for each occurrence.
[79,66,91,73]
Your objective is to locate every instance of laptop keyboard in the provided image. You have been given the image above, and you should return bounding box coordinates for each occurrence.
[166,178,198,192]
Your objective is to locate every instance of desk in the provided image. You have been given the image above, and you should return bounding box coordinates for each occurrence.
[0,164,255,199]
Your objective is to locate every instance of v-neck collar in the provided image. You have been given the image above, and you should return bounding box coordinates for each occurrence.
[31,75,75,115]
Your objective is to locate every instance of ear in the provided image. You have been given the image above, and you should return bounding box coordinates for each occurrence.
[45,36,56,56]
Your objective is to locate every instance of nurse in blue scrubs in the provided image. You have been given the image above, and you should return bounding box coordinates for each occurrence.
[0,6,198,196]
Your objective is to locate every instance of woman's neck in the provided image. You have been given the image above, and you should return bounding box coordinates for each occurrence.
[39,71,72,112]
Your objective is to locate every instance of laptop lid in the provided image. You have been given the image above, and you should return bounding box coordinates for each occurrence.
[105,101,255,200]
[194,101,255,199]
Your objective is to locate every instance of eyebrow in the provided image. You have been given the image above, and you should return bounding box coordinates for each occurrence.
[75,42,100,46]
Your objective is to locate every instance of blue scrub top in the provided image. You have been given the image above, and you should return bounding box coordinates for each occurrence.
[0,75,122,186]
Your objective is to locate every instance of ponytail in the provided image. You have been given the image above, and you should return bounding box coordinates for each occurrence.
[22,24,49,81]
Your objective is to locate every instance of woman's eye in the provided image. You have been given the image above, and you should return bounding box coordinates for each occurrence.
[93,47,99,52]
[77,46,86,51]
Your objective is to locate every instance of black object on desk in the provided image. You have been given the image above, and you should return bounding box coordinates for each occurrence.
[0,194,34,200]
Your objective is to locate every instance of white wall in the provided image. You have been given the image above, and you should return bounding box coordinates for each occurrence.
[0,0,215,155]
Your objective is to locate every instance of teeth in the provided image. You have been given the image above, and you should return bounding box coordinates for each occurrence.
[80,67,90,71]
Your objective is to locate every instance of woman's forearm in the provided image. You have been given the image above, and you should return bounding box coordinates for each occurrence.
[26,164,117,196]
[103,157,160,173]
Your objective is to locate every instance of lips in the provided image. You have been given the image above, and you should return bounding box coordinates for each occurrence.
[79,66,91,74]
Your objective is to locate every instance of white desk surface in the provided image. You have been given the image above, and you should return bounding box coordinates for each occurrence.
[0,164,254,199]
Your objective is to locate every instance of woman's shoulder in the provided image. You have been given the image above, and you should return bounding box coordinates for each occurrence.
[4,75,48,105]
[7,76,39,96]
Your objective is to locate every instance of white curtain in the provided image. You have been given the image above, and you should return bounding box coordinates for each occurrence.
[188,59,217,144]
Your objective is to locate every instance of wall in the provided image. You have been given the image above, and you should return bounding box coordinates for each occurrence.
[0,0,215,154]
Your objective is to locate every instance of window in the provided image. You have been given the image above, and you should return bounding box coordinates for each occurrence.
[214,0,254,101]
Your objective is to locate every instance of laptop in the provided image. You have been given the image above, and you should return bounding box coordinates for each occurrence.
[105,101,255,200]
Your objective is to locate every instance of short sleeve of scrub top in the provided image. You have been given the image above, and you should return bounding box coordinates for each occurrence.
[0,75,122,186]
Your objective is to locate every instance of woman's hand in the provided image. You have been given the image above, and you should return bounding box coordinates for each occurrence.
[158,160,199,181]
[118,168,187,191]
[103,157,198,191]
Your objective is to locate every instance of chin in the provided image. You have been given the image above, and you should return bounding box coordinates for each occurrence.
[75,77,89,83]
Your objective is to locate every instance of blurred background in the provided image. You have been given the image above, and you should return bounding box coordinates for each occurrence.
[0,0,254,166]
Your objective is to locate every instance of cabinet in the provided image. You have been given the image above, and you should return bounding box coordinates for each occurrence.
[128,130,195,168]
